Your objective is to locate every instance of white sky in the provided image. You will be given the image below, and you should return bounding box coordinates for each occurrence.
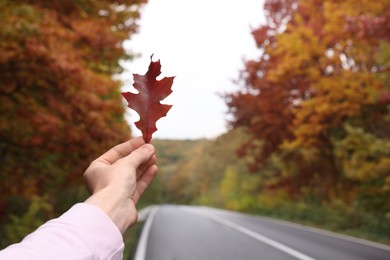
[121,0,265,140]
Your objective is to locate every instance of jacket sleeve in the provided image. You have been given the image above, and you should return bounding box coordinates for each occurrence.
[0,203,124,260]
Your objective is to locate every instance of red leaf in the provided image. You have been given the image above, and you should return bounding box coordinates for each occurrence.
[122,56,174,143]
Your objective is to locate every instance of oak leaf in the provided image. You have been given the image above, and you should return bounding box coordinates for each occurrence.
[122,56,174,143]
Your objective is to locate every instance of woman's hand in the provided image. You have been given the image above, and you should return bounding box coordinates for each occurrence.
[84,137,158,234]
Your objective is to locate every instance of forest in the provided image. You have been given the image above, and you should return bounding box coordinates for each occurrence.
[1,0,389,250]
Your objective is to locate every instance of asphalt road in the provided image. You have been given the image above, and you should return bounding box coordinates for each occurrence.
[132,205,390,260]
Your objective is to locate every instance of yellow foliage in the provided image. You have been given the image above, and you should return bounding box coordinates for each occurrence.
[267,20,325,82]
[218,166,261,211]
[334,125,390,182]
[288,70,378,149]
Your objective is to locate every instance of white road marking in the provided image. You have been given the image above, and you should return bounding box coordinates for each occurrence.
[254,214,390,252]
[137,205,155,222]
[200,206,390,252]
[134,206,159,260]
[183,207,316,260]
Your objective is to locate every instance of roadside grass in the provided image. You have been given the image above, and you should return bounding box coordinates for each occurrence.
[123,222,144,260]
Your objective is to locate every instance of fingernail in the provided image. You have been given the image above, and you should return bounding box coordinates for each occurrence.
[143,144,154,152]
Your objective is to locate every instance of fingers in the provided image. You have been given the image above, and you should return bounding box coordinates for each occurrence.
[86,139,157,206]
[95,137,145,165]
[136,154,157,180]
[132,164,158,204]
[122,143,155,171]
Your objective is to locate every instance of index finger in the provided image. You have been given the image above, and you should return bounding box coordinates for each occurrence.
[95,136,145,165]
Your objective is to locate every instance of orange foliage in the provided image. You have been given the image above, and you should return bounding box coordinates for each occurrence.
[225,0,389,196]
[0,0,146,222]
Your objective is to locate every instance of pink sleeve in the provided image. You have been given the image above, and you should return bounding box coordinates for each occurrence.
[0,203,124,260]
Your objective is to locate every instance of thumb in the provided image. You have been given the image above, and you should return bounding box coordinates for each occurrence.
[122,144,155,169]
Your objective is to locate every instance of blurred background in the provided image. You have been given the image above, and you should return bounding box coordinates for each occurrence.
[1,0,389,257]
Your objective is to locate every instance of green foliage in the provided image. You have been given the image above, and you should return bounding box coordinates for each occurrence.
[217,167,261,211]
[123,222,143,259]
[133,139,213,207]
[376,41,390,89]
[190,128,258,207]
[1,195,55,248]
[154,139,212,204]
[334,124,390,182]
[332,125,390,215]
[145,129,263,211]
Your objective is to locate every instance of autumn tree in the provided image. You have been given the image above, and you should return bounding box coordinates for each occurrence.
[226,0,390,198]
[0,0,146,245]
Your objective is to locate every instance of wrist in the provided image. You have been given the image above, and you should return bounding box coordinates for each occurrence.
[85,187,136,234]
